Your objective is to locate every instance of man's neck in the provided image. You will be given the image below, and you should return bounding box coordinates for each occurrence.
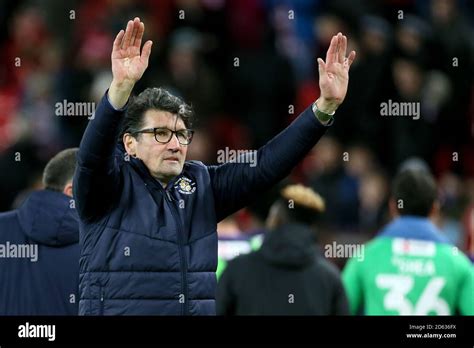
[156,178,168,188]
[153,174,174,188]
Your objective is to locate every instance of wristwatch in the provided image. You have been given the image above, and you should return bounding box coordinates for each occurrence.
[312,99,335,123]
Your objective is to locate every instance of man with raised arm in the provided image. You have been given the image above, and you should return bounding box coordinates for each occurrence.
[74,17,356,315]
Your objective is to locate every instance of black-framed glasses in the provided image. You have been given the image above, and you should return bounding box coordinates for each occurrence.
[131,127,194,145]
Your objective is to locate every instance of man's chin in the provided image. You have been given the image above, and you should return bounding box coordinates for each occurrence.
[160,163,184,177]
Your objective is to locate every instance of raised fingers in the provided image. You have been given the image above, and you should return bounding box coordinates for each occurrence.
[112,29,125,53]
[339,34,347,63]
[122,20,134,49]
[325,35,337,65]
[129,18,140,49]
[336,33,343,63]
[133,21,145,49]
[140,40,153,67]
[346,50,356,68]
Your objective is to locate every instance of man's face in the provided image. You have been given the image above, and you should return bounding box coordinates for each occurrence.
[125,109,189,185]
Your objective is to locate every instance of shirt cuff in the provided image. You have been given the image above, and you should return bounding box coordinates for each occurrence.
[106,89,129,111]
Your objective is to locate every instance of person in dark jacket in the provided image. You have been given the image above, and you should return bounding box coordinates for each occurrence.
[0,148,79,315]
[216,184,349,315]
[74,17,356,315]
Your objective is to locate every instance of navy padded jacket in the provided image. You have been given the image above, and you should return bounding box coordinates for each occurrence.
[0,190,79,315]
[74,93,330,315]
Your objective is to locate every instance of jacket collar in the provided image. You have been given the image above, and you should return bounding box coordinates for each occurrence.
[379,216,449,244]
[260,222,316,267]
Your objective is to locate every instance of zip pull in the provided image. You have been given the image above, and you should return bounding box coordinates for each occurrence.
[99,288,105,316]
[165,190,173,202]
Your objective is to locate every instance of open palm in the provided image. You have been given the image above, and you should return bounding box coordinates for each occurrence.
[111,17,152,84]
[318,33,356,106]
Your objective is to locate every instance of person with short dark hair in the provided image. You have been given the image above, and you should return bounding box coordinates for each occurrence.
[74,18,356,315]
[343,168,474,315]
[43,148,78,195]
[0,148,79,315]
[216,184,349,315]
[120,87,194,137]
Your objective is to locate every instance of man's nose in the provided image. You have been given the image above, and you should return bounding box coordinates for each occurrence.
[166,133,181,150]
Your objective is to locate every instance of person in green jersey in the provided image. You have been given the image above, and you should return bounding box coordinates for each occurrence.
[343,168,474,315]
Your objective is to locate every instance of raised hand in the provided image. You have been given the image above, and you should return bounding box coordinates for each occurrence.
[109,17,152,109]
[316,33,356,114]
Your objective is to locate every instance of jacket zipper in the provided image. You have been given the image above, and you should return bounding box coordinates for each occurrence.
[99,286,105,316]
[164,187,189,316]
[131,161,190,315]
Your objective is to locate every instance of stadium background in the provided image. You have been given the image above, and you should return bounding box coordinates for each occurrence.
[0,0,473,266]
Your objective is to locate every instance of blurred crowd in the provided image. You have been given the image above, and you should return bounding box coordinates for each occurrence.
[0,0,473,258]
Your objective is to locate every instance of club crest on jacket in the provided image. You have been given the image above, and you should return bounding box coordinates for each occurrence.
[175,177,196,195]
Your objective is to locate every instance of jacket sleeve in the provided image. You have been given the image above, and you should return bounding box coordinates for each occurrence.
[207,106,331,222]
[333,276,351,315]
[73,91,125,222]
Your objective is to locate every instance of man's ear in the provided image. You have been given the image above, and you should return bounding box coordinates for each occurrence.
[389,198,399,219]
[123,133,137,157]
[63,182,73,198]
[266,202,283,230]
[429,200,441,220]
